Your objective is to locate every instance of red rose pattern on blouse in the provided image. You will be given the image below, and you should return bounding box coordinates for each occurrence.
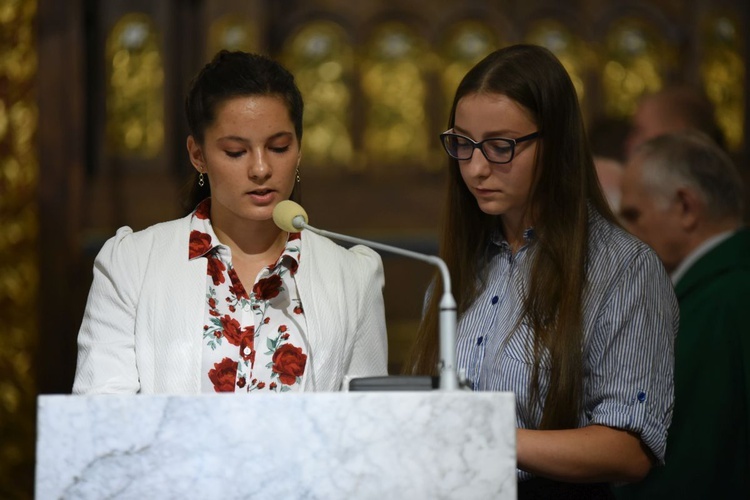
[208,357,238,392]
[227,268,249,300]
[271,342,308,385]
[189,230,212,259]
[206,256,227,287]
[194,200,210,219]
[189,198,307,394]
[253,274,283,301]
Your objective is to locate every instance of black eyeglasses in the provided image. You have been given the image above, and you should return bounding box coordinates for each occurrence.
[439,130,541,164]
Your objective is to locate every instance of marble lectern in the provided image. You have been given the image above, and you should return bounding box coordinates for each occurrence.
[36,392,516,499]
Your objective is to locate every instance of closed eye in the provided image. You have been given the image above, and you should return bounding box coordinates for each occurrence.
[269,145,290,154]
[225,150,245,158]
[486,141,512,155]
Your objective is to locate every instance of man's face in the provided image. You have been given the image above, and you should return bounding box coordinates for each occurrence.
[619,156,688,273]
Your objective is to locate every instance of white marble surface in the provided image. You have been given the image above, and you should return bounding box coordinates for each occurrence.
[36,392,516,499]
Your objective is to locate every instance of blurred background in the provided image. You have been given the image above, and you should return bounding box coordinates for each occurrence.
[1,0,748,497]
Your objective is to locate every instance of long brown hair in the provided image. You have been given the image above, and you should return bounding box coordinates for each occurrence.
[408,44,615,430]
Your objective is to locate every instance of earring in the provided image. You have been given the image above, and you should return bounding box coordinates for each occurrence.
[198,172,205,187]
[295,167,300,183]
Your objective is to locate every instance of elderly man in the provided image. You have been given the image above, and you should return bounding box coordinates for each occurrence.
[616,130,749,499]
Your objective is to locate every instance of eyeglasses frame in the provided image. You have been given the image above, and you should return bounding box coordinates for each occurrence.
[439,130,541,164]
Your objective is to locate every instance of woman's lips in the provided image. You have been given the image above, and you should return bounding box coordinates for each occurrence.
[474,187,499,196]
[247,189,276,204]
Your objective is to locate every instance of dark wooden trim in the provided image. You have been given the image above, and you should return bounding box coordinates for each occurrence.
[36,0,87,393]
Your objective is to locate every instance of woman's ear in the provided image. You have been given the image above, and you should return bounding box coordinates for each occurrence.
[186,135,205,173]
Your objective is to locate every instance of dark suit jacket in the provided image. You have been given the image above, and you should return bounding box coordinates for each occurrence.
[616,228,750,499]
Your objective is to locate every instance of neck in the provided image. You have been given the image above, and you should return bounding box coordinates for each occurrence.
[211,213,287,259]
[682,218,740,257]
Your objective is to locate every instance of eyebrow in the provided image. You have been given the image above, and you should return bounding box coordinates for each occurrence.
[452,125,516,138]
[217,131,294,143]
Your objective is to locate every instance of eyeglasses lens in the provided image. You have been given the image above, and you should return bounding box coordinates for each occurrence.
[442,134,514,163]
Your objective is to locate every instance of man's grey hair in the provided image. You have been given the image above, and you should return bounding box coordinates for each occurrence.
[634,130,745,222]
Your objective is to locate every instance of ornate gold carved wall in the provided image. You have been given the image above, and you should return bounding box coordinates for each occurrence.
[106,13,164,158]
[264,7,746,175]
[0,0,38,497]
[208,14,259,57]
[601,17,674,118]
[361,22,431,169]
[700,13,744,152]
[283,21,355,170]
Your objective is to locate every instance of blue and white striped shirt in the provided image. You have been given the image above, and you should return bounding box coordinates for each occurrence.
[456,209,677,465]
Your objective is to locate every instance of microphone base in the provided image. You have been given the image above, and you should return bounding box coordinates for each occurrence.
[348,375,439,391]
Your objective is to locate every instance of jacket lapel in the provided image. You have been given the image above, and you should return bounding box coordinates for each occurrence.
[144,216,206,393]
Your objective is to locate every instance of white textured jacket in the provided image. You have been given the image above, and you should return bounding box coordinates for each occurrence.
[72,214,388,394]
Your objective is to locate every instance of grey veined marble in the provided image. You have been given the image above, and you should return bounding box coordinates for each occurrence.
[36,392,516,499]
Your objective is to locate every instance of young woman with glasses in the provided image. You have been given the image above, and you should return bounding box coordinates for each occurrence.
[408,44,677,497]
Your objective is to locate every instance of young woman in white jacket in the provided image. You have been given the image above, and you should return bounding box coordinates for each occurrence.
[73,51,388,394]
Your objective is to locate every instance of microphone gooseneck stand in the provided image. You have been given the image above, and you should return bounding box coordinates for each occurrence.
[285,212,460,391]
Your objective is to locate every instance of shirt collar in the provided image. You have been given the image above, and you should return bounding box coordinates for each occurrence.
[489,226,536,249]
[273,232,302,277]
[187,198,302,273]
[188,198,217,260]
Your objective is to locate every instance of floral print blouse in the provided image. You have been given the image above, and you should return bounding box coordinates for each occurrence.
[188,199,308,393]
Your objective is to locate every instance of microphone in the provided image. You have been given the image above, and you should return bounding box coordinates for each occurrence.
[273,200,460,391]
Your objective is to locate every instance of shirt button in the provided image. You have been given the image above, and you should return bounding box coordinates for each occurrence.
[637,391,647,402]
[491,296,499,305]
[477,336,483,346]
[243,304,251,312]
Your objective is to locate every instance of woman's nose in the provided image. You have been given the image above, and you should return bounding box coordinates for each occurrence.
[248,149,271,180]
[462,147,491,177]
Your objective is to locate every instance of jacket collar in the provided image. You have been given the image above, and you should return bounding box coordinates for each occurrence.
[675,228,750,299]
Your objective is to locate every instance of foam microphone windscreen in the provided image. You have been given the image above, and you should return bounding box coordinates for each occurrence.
[272,200,308,232]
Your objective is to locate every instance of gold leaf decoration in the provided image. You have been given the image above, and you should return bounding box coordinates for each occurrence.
[283,21,354,169]
[105,13,164,158]
[0,0,38,497]
[208,15,258,57]
[361,22,431,169]
[601,18,673,118]
[700,12,744,152]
